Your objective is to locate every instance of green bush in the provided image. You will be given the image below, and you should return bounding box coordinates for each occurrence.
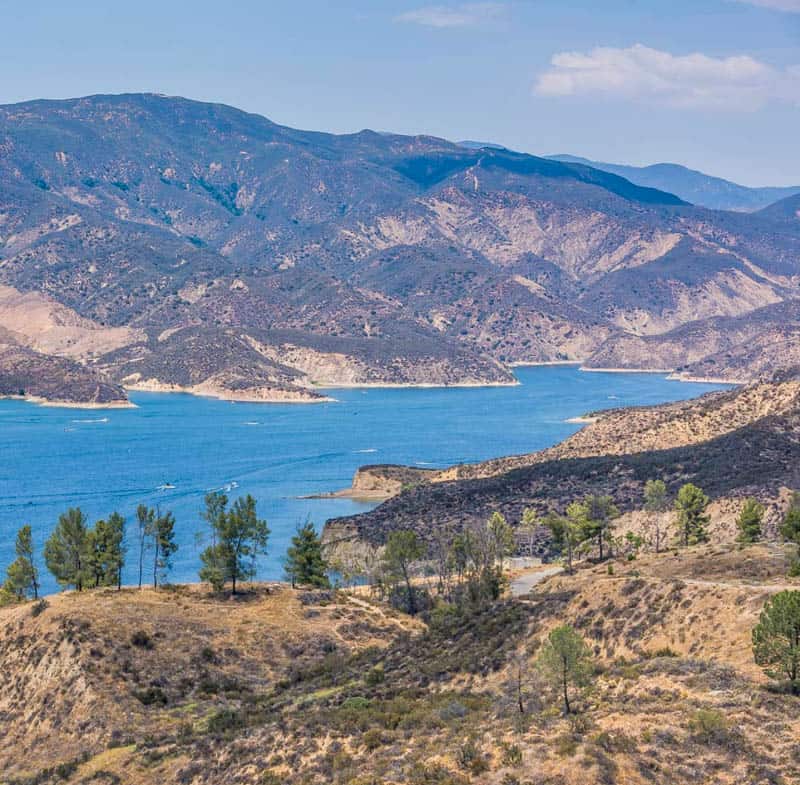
[688,709,731,745]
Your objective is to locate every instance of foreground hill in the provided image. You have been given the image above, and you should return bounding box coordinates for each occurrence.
[549,154,800,212]
[2,544,799,784]
[1,94,799,403]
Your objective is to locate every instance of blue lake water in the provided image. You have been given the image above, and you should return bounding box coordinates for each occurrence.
[0,366,728,592]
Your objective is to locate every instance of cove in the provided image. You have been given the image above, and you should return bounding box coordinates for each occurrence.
[0,366,729,593]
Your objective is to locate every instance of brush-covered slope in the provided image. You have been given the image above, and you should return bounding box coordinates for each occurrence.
[2,545,800,784]
[1,94,799,402]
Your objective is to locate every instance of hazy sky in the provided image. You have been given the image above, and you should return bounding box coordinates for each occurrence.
[1,0,799,185]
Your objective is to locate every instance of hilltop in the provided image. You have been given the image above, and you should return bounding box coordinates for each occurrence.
[2,543,800,784]
[1,94,799,404]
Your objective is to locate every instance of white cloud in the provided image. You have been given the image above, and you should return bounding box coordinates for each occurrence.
[534,44,800,111]
[734,0,800,12]
[394,3,506,28]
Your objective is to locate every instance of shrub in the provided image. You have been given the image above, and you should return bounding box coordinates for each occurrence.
[688,709,731,745]
[30,598,49,617]
[501,742,523,766]
[365,665,385,686]
[455,737,489,775]
[362,727,385,751]
[207,708,245,735]
[134,686,167,706]
[131,630,154,649]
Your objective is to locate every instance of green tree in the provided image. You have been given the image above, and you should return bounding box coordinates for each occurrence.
[736,498,764,544]
[536,625,593,714]
[382,530,425,615]
[753,590,800,694]
[518,507,539,557]
[199,494,269,594]
[85,521,109,588]
[285,521,330,588]
[135,505,155,589]
[3,525,39,601]
[581,495,619,561]
[545,509,583,574]
[487,511,515,569]
[105,512,126,590]
[643,479,670,553]
[780,493,800,575]
[675,483,710,546]
[151,510,177,588]
[44,508,89,591]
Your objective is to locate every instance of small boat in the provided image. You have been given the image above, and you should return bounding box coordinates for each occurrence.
[157,482,176,491]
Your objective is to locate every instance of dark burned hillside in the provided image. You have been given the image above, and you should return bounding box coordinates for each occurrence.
[325,382,800,548]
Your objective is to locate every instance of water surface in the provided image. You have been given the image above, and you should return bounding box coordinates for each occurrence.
[0,367,728,592]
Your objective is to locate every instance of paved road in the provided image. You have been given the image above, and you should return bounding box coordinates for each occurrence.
[510,565,563,597]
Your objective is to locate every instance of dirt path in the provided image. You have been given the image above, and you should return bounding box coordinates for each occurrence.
[510,565,563,597]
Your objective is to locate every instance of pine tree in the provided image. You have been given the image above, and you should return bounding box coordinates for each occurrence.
[780,493,800,575]
[136,504,155,589]
[643,479,670,553]
[104,512,126,590]
[736,498,764,544]
[151,510,177,588]
[536,625,593,714]
[85,521,108,588]
[44,508,88,591]
[3,525,39,601]
[753,590,800,694]
[675,483,710,546]
[487,511,515,569]
[382,530,425,615]
[199,494,269,594]
[285,521,330,588]
[581,495,619,561]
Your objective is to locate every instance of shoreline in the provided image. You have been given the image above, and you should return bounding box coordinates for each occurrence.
[510,360,581,368]
[579,365,674,375]
[124,381,336,404]
[666,372,746,385]
[315,379,519,390]
[0,394,136,410]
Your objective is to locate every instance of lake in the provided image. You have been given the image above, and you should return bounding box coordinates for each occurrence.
[0,366,729,592]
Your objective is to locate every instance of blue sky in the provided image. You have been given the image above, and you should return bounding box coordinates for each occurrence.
[1,0,798,185]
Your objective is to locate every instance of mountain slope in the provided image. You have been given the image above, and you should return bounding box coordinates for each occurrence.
[549,154,800,212]
[325,381,800,546]
[0,94,799,403]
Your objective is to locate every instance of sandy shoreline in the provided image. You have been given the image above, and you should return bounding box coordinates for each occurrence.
[124,381,336,404]
[315,379,519,390]
[579,366,674,375]
[666,372,744,385]
[300,488,393,502]
[0,394,136,410]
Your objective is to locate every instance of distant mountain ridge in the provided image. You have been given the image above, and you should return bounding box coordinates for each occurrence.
[0,93,798,404]
[548,154,800,212]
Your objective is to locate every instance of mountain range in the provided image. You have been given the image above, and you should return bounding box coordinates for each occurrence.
[0,93,798,405]
[548,154,800,213]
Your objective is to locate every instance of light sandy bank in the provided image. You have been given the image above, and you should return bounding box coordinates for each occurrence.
[0,394,136,409]
[124,380,335,404]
